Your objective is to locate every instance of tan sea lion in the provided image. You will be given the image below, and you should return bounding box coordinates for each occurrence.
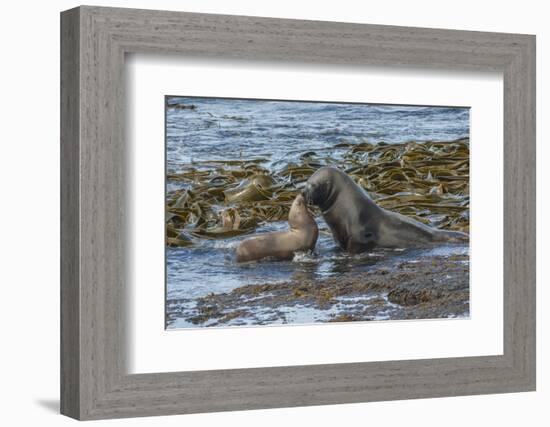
[302,167,468,253]
[235,194,318,262]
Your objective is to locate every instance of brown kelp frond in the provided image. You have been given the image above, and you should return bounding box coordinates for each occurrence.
[166,138,470,246]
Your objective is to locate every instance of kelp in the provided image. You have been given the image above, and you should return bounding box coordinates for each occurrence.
[166,138,470,246]
[223,174,276,203]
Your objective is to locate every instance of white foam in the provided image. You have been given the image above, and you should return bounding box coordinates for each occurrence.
[292,251,318,263]
[212,239,240,250]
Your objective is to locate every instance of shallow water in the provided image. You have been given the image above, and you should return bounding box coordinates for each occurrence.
[166,223,468,328]
[165,97,470,328]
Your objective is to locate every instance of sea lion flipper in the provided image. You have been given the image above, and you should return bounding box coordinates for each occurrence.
[346,229,376,253]
[436,229,469,243]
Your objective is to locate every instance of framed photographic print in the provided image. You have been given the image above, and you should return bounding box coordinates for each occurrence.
[61,6,536,420]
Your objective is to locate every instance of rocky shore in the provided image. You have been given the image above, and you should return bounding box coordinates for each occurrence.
[167,253,469,327]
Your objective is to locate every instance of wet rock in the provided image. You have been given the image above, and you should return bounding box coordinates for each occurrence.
[387,279,468,306]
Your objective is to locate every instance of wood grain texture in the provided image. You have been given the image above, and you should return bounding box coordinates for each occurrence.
[60,7,80,419]
[60,6,536,420]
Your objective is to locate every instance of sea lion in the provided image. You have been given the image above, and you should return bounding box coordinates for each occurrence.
[235,194,318,262]
[302,167,468,253]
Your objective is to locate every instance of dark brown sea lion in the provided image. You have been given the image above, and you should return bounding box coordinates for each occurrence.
[302,167,468,253]
[235,194,318,262]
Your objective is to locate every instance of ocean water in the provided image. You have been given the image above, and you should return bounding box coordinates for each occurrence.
[165,97,470,328]
[166,97,469,171]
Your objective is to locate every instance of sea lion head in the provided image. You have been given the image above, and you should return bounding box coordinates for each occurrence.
[288,193,315,229]
[302,167,342,211]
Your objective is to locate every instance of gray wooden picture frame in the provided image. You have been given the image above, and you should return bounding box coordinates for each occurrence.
[60,5,536,421]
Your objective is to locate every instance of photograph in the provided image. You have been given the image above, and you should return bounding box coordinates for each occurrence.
[165,96,471,329]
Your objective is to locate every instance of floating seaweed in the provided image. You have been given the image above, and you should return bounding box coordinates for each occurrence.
[166,103,197,110]
[166,138,470,246]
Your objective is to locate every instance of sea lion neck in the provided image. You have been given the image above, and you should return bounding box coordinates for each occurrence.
[289,205,316,230]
